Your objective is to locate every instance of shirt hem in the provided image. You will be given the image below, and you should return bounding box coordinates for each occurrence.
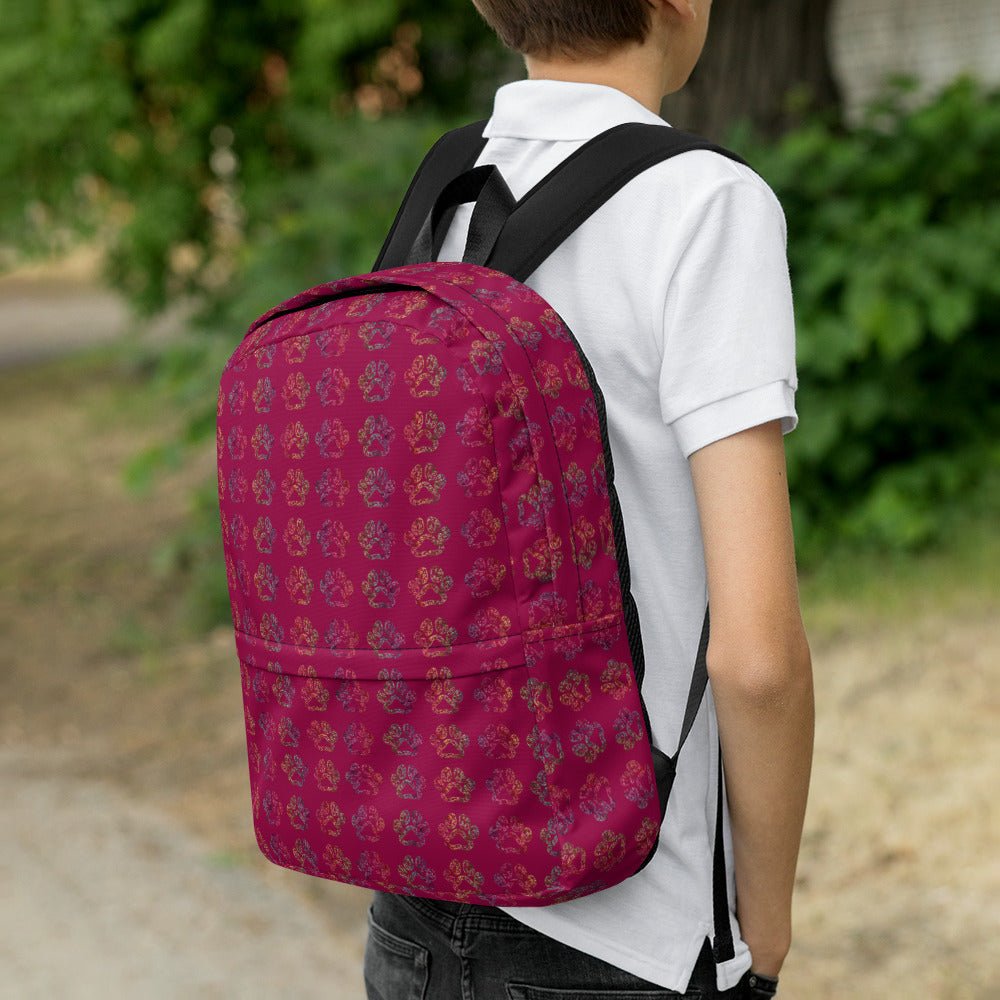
[493,907,749,993]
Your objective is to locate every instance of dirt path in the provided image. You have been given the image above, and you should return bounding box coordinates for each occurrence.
[1,748,367,1000]
[0,251,129,368]
[0,282,128,368]
[0,249,188,368]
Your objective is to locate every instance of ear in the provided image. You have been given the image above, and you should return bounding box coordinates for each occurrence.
[651,0,698,20]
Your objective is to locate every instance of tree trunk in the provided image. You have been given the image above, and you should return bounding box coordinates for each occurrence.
[661,0,844,143]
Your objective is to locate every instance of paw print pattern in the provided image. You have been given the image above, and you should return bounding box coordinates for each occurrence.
[219,262,666,907]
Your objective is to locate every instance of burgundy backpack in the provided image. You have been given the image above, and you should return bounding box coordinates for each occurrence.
[216,119,748,917]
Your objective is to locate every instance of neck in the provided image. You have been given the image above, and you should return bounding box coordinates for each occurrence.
[523,47,669,115]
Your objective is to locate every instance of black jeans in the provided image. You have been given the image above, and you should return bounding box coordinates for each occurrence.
[364,889,755,999]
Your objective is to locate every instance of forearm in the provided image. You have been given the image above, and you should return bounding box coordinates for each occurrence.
[710,643,814,977]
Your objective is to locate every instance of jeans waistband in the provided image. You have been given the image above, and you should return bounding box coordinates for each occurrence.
[382,890,541,935]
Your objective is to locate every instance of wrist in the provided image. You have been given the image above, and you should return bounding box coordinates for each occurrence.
[747,954,784,978]
[746,970,780,998]
[740,931,789,978]
[741,942,786,978]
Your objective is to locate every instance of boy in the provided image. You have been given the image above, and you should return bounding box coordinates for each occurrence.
[364,2,814,997]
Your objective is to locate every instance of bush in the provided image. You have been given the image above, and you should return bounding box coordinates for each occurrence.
[736,74,1000,566]
[0,0,510,303]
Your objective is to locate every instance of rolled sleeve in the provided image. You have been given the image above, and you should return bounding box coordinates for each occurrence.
[657,174,799,459]
[670,378,798,459]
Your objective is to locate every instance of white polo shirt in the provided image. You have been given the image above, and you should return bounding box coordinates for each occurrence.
[437,78,798,994]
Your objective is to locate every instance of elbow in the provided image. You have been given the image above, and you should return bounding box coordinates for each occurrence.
[706,631,813,704]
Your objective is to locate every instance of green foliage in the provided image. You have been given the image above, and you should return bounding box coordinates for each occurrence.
[216,111,463,326]
[733,74,1000,566]
[0,0,509,305]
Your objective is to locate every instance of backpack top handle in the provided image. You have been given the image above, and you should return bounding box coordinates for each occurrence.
[402,162,517,267]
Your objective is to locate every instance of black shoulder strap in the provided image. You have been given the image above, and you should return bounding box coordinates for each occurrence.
[372,118,490,271]
[676,602,710,758]
[681,604,735,963]
[713,743,736,962]
[485,122,751,283]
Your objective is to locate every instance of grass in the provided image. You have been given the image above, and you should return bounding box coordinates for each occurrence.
[798,498,999,646]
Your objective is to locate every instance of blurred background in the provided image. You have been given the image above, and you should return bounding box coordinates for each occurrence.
[1,1,997,997]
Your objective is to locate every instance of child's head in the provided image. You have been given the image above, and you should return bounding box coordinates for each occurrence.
[472,0,710,101]
[471,0,654,61]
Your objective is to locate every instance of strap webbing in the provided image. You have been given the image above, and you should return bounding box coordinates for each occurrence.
[372,118,490,272]
[631,600,711,874]
[713,743,735,962]
[676,602,711,758]
[680,607,734,964]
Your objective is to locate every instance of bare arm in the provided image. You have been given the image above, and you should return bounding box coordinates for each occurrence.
[688,418,814,978]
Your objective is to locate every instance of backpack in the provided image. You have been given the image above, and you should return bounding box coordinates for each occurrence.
[216,116,748,927]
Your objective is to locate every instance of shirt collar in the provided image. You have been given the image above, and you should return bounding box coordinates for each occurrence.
[482,78,671,140]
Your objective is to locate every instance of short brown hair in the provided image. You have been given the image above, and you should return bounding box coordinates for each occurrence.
[471,0,652,60]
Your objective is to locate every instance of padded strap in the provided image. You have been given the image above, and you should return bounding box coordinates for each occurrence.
[484,122,751,284]
[372,118,490,271]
